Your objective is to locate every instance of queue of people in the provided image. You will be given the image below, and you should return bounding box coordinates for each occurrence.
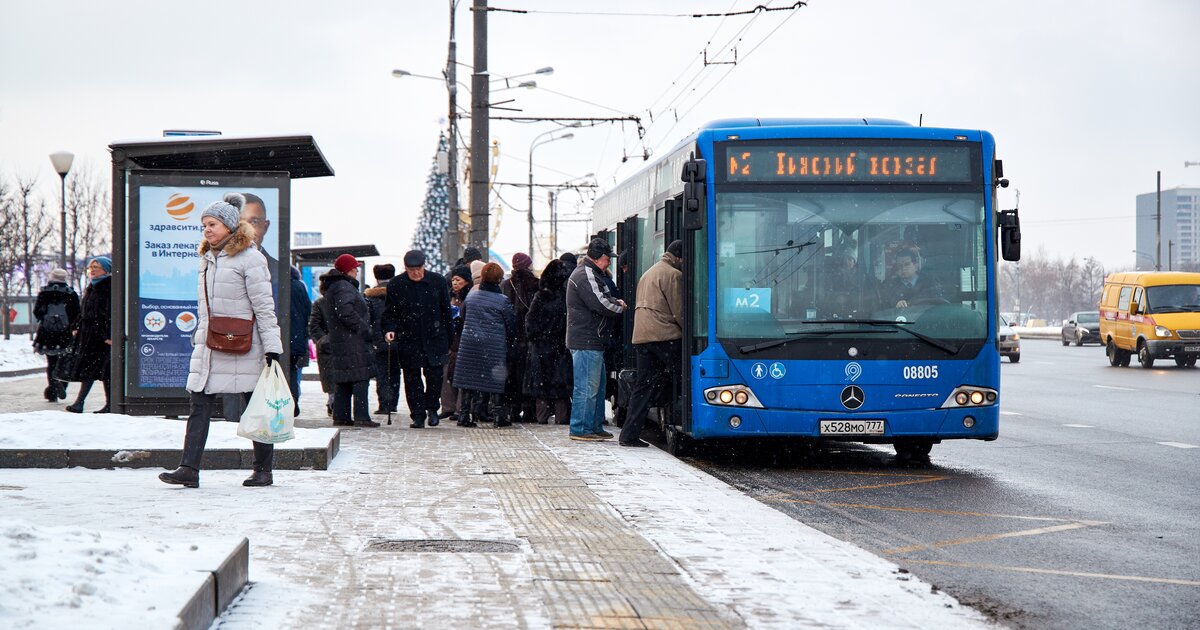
[31,200,684,488]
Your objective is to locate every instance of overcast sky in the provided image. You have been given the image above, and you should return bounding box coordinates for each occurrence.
[2,0,1198,271]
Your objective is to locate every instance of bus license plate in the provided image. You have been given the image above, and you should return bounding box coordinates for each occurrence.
[1184,346,1200,352]
[820,420,885,435]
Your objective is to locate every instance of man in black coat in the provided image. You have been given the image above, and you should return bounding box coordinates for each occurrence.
[383,250,453,429]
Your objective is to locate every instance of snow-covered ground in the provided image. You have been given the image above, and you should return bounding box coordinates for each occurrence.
[0,410,335,450]
[0,336,49,372]
[0,520,238,629]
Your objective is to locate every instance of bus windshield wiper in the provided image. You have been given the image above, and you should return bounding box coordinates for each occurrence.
[736,329,870,354]
[790,319,962,355]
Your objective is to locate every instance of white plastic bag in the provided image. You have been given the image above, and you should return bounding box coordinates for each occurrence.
[238,361,295,444]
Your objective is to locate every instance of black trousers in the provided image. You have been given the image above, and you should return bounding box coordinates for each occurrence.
[401,353,443,421]
[374,347,401,412]
[333,380,371,422]
[619,340,681,444]
[45,355,66,395]
[460,388,507,424]
[182,392,273,471]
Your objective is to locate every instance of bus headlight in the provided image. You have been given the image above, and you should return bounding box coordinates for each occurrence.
[703,385,765,408]
[942,386,997,409]
[1155,326,1172,338]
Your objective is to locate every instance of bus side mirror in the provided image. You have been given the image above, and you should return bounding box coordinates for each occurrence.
[682,157,707,231]
[1129,301,1140,315]
[997,209,1021,261]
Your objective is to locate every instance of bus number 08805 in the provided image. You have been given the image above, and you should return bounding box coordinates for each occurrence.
[903,365,938,379]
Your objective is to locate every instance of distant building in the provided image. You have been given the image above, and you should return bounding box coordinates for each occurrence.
[1135,187,1200,271]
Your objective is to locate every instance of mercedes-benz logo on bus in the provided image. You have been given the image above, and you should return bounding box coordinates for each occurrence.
[840,385,865,410]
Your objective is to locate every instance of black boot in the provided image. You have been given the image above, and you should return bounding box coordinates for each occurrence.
[159,466,199,488]
[44,386,57,402]
[66,380,93,413]
[242,470,273,487]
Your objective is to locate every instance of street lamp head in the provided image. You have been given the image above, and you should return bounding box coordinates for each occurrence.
[49,151,74,176]
[391,69,411,78]
[558,133,574,141]
[535,67,554,75]
[518,80,537,89]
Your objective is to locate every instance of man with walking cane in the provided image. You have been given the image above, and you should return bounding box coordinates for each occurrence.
[382,250,453,429]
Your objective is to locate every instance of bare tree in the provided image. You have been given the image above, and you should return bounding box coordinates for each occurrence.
[0,177,23,340]
[62,164,111,290]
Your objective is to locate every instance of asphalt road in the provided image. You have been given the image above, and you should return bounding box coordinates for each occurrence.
[682,338,1200,629]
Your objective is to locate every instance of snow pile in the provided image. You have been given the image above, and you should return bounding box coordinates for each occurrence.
[0,337,49,373]
[0,520,230,629]
[0,410,336,450]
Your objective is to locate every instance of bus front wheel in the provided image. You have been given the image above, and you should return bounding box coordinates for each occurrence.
[894,441,933,462]
[665,425,692,457]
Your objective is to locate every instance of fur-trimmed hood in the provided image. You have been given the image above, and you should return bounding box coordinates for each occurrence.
[364,285,388,299]
[198,222,256,257]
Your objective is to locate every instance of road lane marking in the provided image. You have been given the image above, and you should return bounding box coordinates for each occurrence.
[884,522,1092,555]
[1000,411,1023,416]
[1157,441,1199,449]
[1063,424,1095,428]
[763,499,1104,524]
[1093,385,1136,391]
[900,559,1200,587]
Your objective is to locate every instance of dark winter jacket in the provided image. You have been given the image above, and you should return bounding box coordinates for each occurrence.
[523,269,571,400]
[33,282,80,356]
[318,271,376,384]
[450,284,471,352]
[454,283,515,394]
[66,275,112,382]
[382,271,452,365]
[308,294,336,393]
[501,268,539,345]
[565,257,625,351]
[364,285,390,352]
[289,267,312,364]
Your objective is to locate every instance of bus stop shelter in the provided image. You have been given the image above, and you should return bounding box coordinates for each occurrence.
[109,135,334,416]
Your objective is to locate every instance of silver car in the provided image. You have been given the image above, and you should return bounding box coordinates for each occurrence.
[999,316,1021,363]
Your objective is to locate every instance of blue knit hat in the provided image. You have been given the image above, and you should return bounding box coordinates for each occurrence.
[89,256,112,273]
[200,193,245,232]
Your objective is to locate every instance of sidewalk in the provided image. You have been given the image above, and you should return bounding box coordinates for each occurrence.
[0,373,989,629]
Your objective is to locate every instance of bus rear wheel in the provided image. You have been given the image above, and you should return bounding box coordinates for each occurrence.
[894,441,934,462]
[1107,341,1131,367]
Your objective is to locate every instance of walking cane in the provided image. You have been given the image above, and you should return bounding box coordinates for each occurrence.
[386,340,393,426]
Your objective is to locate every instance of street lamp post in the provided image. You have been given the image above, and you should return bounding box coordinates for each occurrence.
[49,151,74,270]
[527,129,575,263]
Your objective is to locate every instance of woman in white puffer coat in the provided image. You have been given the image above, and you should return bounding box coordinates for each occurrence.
[159,193,283,489]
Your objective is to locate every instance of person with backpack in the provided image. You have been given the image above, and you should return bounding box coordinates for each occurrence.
[33,268,80,402]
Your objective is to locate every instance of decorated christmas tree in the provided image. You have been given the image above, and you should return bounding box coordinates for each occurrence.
[411,132,451,275]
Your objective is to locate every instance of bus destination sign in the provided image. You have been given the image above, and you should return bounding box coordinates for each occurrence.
[722,143,974,184]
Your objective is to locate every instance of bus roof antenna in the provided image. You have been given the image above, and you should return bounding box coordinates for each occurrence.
[919,113,923,127]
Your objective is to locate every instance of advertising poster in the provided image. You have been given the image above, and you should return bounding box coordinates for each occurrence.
[129,171,288,395]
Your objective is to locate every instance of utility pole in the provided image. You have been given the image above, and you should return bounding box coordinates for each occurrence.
[444,0,461,266]
[1156,170,1162,271]
[469,0,490,260]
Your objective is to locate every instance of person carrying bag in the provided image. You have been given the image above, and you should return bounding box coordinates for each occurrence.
[159,193,283,489]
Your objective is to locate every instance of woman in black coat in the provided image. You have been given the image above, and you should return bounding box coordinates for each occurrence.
[319,256,378,427]
[65,257,113,413]
[33,268,81,402]
[523,259,572,424]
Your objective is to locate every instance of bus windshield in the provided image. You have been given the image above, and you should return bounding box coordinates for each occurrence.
[714,189,988,343]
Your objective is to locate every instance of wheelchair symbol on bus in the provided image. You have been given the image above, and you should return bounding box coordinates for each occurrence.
[769,362,786,379]
[751,362,768,380]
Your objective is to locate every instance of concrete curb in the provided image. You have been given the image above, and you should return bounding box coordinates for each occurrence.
[0,367,48,378]
[0,431,340,470]
[176,538,250,630]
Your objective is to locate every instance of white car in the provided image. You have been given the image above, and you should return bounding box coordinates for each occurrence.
[998,316,1021,363]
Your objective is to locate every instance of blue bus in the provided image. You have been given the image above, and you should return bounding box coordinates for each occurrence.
[593,118,1020,458]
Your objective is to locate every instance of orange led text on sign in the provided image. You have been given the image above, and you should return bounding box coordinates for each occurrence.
[869,155,937,177]
[775,152,857,177]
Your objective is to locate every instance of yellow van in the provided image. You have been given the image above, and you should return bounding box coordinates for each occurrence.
[1098,271,1200,368]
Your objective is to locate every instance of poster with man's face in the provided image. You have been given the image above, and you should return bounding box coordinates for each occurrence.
[129,171,288,395]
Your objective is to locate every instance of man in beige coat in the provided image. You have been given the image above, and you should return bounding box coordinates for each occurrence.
[619,240,683,447]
